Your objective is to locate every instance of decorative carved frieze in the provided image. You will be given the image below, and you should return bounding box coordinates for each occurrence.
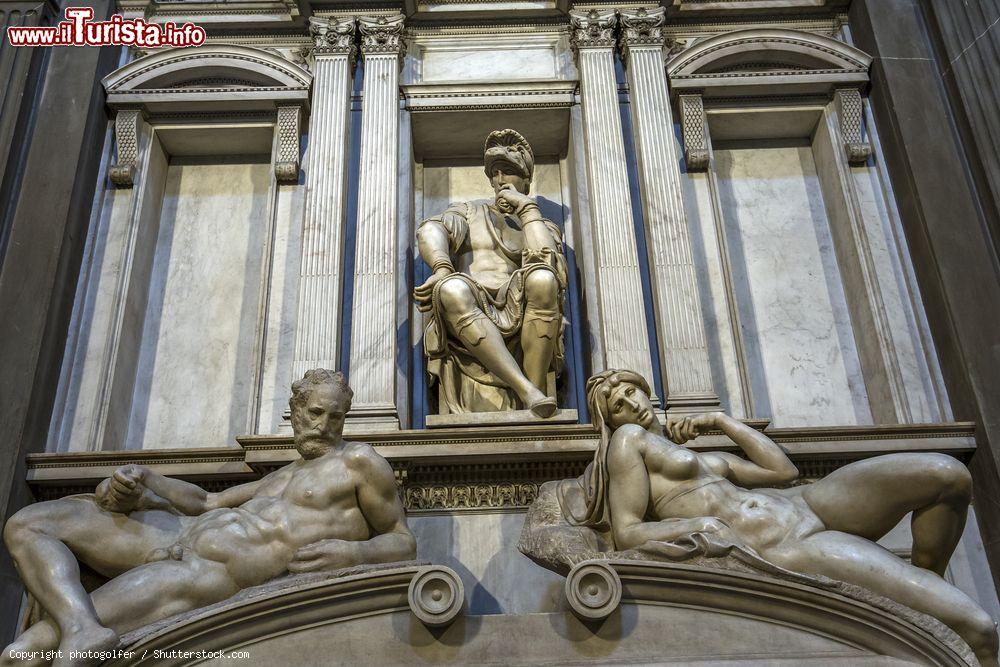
[358,14,405,57]
[619,6,666,51]
[309,16,357,63]
[108,109,140,188]
[274,105,300,183]
[678,93,710,171]
[835,87,872,165]
[404,483,540,511]
[569,8,617,54]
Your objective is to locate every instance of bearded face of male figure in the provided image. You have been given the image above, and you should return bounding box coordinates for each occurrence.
[290,383,350,459]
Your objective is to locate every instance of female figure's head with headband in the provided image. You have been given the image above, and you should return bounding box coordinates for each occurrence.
[563,369,661,530]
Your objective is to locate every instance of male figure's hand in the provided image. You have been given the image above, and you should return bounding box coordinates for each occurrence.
[413,266,453,313]
[287,539,360,574]
[495,183,534,216]
[95,464,147,513]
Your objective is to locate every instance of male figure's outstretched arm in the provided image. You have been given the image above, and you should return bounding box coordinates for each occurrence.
[102,464,267,515]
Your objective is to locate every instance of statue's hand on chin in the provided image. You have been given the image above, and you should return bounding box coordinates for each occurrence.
[287,539,360,574]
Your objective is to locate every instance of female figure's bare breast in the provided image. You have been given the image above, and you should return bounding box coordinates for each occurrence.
[641,435,822,552]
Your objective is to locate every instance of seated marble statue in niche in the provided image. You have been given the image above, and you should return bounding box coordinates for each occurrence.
[520,369,999,665]
[2,370,416,666]
[413,128,567,417]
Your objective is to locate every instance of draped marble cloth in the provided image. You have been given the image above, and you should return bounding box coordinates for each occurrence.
[522,475,821,585]
[421,199,568,414]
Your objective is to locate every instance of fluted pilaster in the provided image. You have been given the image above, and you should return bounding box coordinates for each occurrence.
[620,7,719,412]
[291,17,357,382]
[347,14,405,428]
[570,9,657,390]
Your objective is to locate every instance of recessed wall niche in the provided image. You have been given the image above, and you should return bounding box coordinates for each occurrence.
[671,29,951,427]
[48,45,310,452]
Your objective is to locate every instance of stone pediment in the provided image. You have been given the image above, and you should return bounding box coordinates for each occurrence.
[667,28,872,98]
[102,44,312,113]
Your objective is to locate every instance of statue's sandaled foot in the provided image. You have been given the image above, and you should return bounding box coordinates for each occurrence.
[527,396,557,418]
[52,625,118,667]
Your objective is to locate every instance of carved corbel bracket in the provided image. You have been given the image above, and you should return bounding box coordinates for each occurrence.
[358,14,406,66]
[835,88,872,166]
[569,8,618,56]
[274,105,302,184]
[309,16,358,67]
[618,6,666,64]
[679,93,710,171]
[108,109,141,188]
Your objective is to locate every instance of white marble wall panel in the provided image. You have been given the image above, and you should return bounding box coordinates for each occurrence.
[126,160,271,450]
[256,177,305,433]
[848,131,950,422]
[404,33,575,85]
[54,186,136,452]
[421,48,556,82]
[714,146,871,427]
[681,168,748,418]
[53,130,171,453]
[411,512,566,614]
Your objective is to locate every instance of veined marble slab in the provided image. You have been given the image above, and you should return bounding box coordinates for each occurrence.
[714,145,871,427]
[126,159,271,450]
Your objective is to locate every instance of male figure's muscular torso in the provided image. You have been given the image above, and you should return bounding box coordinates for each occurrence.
[175,442,383,588]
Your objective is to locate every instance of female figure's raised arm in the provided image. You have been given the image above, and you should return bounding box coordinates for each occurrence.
[673,413,798,487]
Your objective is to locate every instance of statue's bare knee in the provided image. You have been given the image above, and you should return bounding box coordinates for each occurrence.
[524,269,559,310]
[437,278,478,315]
[3,504,50,552]
[923,454,973,504]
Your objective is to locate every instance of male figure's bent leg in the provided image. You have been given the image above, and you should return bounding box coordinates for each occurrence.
[4,497,183,659]
[437,277,550,413]
[15,556,240,667]
[521,268,560,396]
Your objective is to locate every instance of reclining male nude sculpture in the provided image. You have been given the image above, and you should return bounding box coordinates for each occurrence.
[2,369,416,667]
[549,369,999,665]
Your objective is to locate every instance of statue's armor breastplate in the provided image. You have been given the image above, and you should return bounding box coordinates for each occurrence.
[456,202,523,292]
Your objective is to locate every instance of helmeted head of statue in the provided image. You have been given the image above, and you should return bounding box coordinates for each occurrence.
[484,128,534,195]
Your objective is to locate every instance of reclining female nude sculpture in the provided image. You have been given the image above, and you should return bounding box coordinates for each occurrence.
[2,370,416,667]
[526,369,999,665]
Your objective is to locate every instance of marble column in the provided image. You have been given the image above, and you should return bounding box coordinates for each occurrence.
[347,14,405,429]
[569,9,656,391]
[619,7,719,413]
[291,18,357,381]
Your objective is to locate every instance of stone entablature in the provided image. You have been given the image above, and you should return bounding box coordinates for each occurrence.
[27,421,976,511]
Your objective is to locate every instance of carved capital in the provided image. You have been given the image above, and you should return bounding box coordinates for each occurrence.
[309,16,357,63]
[569,8,617,53]
[274,106,301,184]
[109,109,141,188]
[619,6,665,55]
[679,94,710,171]
[358,14,405,57]
[835,88,872,166]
